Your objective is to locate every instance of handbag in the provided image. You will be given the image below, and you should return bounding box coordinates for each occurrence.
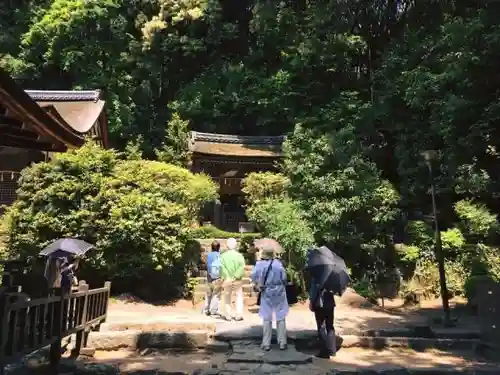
[285,283,298,305]
[257,260,274,306]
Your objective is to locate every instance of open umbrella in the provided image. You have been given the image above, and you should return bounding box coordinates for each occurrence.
[306,246,350,296]
[254,238,283,254]
[39,238,95,257]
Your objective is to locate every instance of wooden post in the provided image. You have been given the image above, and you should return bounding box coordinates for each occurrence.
[71,283,89,358]
[102,281,111,323]
[0,287,9,375]
[49,289,63,371]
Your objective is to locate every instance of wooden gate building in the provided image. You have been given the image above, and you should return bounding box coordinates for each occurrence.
[189,131,285,231]
[0,68,108,208]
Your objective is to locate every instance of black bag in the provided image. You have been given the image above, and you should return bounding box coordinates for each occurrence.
[257,260,274,306]
[285,283,299,305]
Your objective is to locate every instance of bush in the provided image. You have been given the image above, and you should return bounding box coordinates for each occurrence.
[245,197,314,291]
[242,172,290,206]
[4,142,217,299]
[189,224,260,240]
[455,199,497,241]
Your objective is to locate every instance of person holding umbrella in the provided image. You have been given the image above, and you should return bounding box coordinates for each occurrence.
[251,245,289,351]
[41,237,95,295]
[306,246,350,359]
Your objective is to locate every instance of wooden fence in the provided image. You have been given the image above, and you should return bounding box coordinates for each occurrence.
[0,271,111,374]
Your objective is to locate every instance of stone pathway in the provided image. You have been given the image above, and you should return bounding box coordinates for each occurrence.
[81,295,495,374]
[105,297,480,341]
[86,346,500,374]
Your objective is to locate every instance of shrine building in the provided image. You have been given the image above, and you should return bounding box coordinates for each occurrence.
[0,68,108,207]
[189,131,285,232]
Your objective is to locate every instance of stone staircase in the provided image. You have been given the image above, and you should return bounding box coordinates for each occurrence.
[191,265,258,305]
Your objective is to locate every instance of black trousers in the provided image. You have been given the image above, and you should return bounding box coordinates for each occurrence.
[314,306,335,355]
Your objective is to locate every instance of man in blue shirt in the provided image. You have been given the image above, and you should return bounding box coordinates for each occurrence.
[203,240,222,316]
[309,276,336,358]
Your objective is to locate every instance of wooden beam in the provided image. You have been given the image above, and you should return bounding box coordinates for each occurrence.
[0,133,63,151]
[0,124,40,140]
[0,115,23,128]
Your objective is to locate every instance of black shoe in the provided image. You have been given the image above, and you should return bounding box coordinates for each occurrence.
[315,351,330,359]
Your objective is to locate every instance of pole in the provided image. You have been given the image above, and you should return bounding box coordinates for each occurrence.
[427,162,451,325]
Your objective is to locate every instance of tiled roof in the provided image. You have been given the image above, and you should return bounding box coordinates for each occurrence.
[0,68,108,149]
[189,131,285,157]
[25,90,102,102]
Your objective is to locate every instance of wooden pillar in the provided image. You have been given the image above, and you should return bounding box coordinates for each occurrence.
[214,200,221,228]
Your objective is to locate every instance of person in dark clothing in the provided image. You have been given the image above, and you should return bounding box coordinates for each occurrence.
[61,256,80,296]
[309,278,336,358]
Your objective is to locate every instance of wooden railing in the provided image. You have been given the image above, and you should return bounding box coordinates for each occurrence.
[0,274,111,374]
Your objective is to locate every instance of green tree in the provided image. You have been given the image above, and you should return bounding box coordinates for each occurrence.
[5,142,217,298]
[155,113,192,167]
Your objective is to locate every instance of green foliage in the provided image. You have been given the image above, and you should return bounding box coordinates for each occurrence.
[454,200,497,240]
[284,121,400,270]
[395,244,421,263]
[189,225,260,240]
[4,142,217,297]
[155,113,192,168]
[246,197,314,269]
[5,0,500,300]
[242,172,290,206]
[441,228,466,252]
[124,136,144,161]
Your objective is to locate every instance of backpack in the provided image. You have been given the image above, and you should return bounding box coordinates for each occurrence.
[209,253,221,279]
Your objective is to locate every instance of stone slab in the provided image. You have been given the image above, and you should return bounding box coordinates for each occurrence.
[227,345,312,365]
[86,329,212,350]
[304,327,482,340]
[100,320,217,333]
[294,335,481,351]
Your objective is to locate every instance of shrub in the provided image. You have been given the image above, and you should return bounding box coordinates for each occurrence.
[242,172,290,206]
[189,224,260,240]
[246,197,314,291]
[454,199,497,241]
[4,142,217,298]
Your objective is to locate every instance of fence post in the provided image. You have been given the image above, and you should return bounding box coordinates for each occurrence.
[102,281,111,324]
[49,289,63,371]
[71,283,89,358]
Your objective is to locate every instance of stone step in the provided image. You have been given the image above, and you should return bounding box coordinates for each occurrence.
[191,276,252,285]
[84,328,487,357]
[294,335,483,352]
[192,291,258,306]
[196,265,253,278]
[84,329,229,351]
[193,283,255,294]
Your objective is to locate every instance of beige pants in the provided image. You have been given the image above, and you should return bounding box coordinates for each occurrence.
[221,279,244,319]
[262,320,287,348]
[203,279,222,314]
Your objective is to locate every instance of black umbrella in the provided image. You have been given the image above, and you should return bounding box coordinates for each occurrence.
[306,246,350,296]
[39,238,95,257]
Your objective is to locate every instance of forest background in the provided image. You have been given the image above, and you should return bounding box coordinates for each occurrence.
[2,0,500,302]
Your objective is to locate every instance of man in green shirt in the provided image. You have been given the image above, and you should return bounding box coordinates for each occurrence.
[220,237,246,321]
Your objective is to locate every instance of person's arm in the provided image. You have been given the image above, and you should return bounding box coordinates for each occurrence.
[250,261,260,284]
[280,261,287,284]
[206,252,213,272]
[308,281,318,311]
[219,253,229,280]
